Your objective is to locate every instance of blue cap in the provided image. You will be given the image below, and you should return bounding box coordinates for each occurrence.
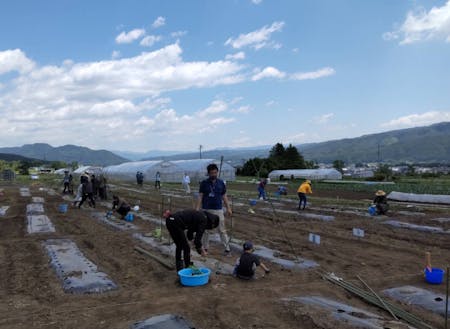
[243,241,253,251]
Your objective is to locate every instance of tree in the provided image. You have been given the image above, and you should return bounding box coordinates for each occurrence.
[333,160,345,173]
[269,143,285,159]
[373,164,393,181]
[284,144,306,169]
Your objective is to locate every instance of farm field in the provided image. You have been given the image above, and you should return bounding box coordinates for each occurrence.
[1,177,450,329]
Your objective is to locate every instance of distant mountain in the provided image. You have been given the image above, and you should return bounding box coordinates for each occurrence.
[0,153,43,162]
[142,145,271,166]
[113,150,184,161]
[140,123,450,165]
[299,122,450,164]
[0,143,128,166]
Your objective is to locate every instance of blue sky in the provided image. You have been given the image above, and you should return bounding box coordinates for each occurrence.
[0,0,449,153]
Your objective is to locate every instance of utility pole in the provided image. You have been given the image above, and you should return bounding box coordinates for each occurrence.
[377,143,381,163]
[199,145,203,159]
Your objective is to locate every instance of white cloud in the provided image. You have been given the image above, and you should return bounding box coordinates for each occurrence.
[140,35,161,47]
[290,67,336,80]
[231,105,251,114]
[266,100,276,107]
[252,66,286,81]
[251,0,262,4]
[225,21,285,50]
[0,44,247,150]
[0,49,35,75]
[292,48,299,53]
[313,113,334,124]
[225,52,246,60]
[380,111,450,128]
[115,28,146,44]
[197,100,228,117]
[283,133,307,144]
[171,30,187,38]
[152,16,166,29]
[111,50,121,59]
[384,0,450,44]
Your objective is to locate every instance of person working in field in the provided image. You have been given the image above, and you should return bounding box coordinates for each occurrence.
[373,190,389,215]
[297,179,312,210]
[163,209,219,271]
[112,195,131,220]
[233,241,270,280]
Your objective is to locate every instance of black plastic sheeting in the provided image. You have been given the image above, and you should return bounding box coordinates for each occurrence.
[130,314,195,329]
[383,285,450,316]
[44,239,118,294]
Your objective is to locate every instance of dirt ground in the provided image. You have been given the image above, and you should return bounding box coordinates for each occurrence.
[1,179,449,329]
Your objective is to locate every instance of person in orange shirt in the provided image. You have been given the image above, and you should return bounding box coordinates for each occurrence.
[297,180,312,210]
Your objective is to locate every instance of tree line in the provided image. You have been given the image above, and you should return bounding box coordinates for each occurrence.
[237,143,317,177]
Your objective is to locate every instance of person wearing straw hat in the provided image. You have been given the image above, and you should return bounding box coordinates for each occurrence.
[373,190,389,215]
[297,179,312,210]
[163,209,219,271]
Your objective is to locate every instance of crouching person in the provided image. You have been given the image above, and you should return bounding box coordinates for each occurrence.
[373,190,389,215]
[163,209,219,271]
[112,195,131,220]
[233,241,270,280]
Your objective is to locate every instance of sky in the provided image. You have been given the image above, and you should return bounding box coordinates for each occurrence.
[0,0,449,153]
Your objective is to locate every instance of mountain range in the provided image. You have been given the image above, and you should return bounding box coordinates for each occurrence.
[0,143,127,166]
[0,122,449,166]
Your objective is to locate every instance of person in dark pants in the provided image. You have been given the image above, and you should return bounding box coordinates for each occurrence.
[297,180,312,210]
[62,171,70,193]
[373,190,389,215]
[233,241,270,280]
[78,180,95,208]
[155,171,161,189]
[163,209,219,271]
[112,195,131,219]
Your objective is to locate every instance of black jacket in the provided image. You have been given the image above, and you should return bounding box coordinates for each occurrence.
[170,210,208,251]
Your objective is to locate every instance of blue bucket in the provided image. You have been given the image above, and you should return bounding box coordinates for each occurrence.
[425,268,444,284]
[58,204,68,213]
[125,213,134,222]
[249,199,257,206]
[178,268,211,286]
[368,205,377,216]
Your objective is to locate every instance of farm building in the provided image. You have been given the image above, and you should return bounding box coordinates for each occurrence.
[102,159,236,183]
[268,168,342,181]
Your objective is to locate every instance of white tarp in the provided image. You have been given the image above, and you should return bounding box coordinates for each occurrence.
[388,191,450,205]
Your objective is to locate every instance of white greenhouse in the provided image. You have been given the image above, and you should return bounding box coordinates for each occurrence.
[102,161,162,181]
[268,169,342,181]
[73,165,103,176]
[102,159,236,183]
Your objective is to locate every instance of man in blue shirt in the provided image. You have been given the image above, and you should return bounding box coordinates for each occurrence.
[196,163,232,255]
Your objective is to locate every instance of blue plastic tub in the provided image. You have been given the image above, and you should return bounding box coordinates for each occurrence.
[125,213,134,222]
[425,268,444,284]
[368,205,377,216]
[178,268,211,286]
[249,199,257,206]
[58,204,68,213]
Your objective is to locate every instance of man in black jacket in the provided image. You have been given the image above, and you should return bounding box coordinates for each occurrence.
[163,209,219,271]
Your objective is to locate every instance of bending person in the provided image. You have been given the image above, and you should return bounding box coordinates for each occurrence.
[163,209,219,271]
[373,190,389,215]
[112,195,131,220]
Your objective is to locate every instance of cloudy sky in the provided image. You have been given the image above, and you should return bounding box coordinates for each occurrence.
[0,0,449,153]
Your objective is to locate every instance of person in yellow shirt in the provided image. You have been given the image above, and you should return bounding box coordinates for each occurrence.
[297,180,312,210]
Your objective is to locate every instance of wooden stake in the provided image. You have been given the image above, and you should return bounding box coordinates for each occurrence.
[134,245,175,270]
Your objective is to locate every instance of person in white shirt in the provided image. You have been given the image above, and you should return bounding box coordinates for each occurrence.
[182,173,191,194]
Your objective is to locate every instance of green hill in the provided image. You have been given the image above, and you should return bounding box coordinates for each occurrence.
[0,143,128,166]
[300,122,450,163]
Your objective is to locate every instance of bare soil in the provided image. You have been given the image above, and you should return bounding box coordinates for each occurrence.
[0,179,449,329]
